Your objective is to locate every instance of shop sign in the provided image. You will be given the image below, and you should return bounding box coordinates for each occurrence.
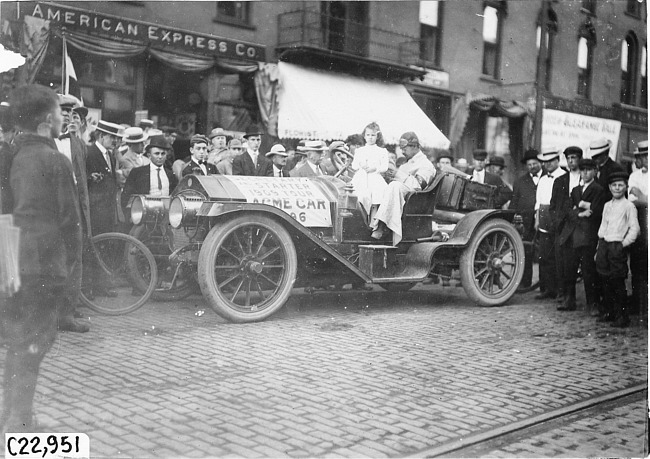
[30,2,265,61]
[542,109,621,160]
[544,95,615,120]
[613,105,648,128]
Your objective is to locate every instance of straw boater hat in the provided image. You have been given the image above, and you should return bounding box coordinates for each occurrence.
[537,146,560,162]
[265,144,288,157]
[588,138,611,157]
[139,118,154,129]
[122,126,148,144]
[634,140,648,156]
[95,120,123,137]
[298,140,328,153]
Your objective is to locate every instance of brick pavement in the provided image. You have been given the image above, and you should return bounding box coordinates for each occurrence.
[1,284,646,458]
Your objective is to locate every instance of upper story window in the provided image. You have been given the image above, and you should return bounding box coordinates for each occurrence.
[626,0,643,17]
[419,1,442,67]
[577,20,596,99]
[641,45,647,108]
[536,7,558,91]
[581,0,597,15]
[216,2,251,26]
[482,2,506,79]
[621,33,639,104]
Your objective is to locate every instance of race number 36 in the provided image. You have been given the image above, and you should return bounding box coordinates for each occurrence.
[5,433,89,458]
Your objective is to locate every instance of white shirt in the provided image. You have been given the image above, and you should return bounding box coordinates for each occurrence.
[273,164,285,177]
[149,163,170,196]
[568,170,582,195]
[472,169,485,184]
[190,159,207,175]
[628,169,648,202]
[54,137,76,184]
[307,160,322,175]
[96,141,112,171]
[247,149,258,167]
[530,172,541,186]
[535,168,566,209]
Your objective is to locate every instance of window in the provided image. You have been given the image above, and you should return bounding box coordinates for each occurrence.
[419,1,442,67]
[577,20,596,98]
[641,45,647,108]
[581,0,597,15]
[621,33,638,104]
[626,0,641,17]
[536,8,558,90]
[482,3,505,79]
[216,2,250,26]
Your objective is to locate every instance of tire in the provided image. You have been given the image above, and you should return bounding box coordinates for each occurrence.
[198,215,298,323]
[516,236,540,293]
[80,232,158,315]
[379,282,416,292]
[459,219,525,306]
[130,225,197,301]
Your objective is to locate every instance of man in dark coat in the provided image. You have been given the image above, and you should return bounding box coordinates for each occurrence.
[122,135,179,218]
[589,138,623,201]
[549,146,583,303]
[232,125,272,176]
[182,134,219,177]
[86,120,122,235]
[2,85,82,433]
[469,150,511,208]
[557,159,606,311]
[510,149,542,288]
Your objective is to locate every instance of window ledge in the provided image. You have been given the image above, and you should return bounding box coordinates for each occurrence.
[480,75,502,85]
[623,11,642,20]
[614,102,648,112]
[213,16,257,30]
[579,7,597,17]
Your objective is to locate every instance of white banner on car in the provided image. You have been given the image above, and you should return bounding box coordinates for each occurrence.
[226,176,332,227]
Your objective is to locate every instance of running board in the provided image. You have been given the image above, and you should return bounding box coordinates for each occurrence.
[360,242,446,283]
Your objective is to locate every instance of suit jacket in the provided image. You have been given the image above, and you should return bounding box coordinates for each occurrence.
[558,181,606,247]
[118,151,150,187]
[597,157,624,201]
[549,173,573,237]
[511,172,539,239]
[483,171,512,208]
[58,135,92,237]
[290,161,325,178]
[86,143,118,234]
[121,164,178,209]
[232,151,272,176]
[182,160,219,177]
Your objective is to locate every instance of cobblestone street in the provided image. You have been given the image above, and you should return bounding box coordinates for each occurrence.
[2,284,645,458]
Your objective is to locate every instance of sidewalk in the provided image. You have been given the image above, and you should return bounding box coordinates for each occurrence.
[3,285,647,458]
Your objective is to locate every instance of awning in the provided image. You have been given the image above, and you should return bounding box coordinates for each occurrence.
[276,62,450,149]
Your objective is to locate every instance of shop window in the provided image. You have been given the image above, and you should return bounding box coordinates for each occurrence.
[216,2,251,26]
[626,0,642,17]
[620,33,638,104]
[577,20,596,99]
[641,45,647,108]
[419,1,442,67]
[536,7,558,91]
[581,0,597,15]
[482,3,505,79]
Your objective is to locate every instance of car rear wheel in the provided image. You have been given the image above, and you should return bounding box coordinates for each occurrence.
[459,219,524,306]
[198,215,297,323]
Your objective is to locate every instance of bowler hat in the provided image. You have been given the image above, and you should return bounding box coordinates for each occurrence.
[521,149,539,163]
[472,149,488,161]
[266,144,288,157]
[588,138,611,157]
[72,105,88,119]
[190,134,209,146]
[537,146,560,162]
[486,156,506,168]
[608,171,629,184]
[145,134,172,151]
[634,140,648,156]
[578,158,597,170]
[436,153,454,163]
[209,127,227,139]
[329,140,353,158]
[243,125,264,138]
[563,146,583,158]
[123,127,148,144]
[95,120,122,137]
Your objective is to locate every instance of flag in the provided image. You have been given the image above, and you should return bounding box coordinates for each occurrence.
[62,37,82,102]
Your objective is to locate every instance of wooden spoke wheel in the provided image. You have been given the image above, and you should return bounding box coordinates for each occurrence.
[198,215,297,323]
[460,219,525,306]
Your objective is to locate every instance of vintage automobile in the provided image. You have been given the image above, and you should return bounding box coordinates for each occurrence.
[129,170,525,323]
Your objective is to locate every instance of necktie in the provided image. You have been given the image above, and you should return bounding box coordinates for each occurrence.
[105,152,112,172]
[157,168,162,190]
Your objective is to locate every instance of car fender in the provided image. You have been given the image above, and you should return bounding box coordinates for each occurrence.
[448,209,518,246]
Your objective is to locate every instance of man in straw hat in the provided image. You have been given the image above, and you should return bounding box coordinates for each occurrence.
[534,146,566,300]
[589,137,624,201]
[233,125,271,176]
[266,144,289,177]
[117,126,149,187]
[290,140,328,177]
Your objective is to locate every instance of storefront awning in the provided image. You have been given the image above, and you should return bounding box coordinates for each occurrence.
[276,62,450,149]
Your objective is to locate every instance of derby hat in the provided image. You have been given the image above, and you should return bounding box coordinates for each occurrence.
[634,140,648,155]
[266,144,288,157]
[608,171,629,183]
[578,158,597,170]
[145,134,172,151]
[95,120,122,137]
[209,127,227,139]
[190,134,210,146]
[563,146,583,158]
[243,125,264,138]
[486,156,506,168]
[537,146,560,162]
[138,118,154,128]
[588,138,612,157]
[521,149,540,163]
[329,140,353,158]
[298,140,328,152]
[436,153,454,163]
[72,105,88,119]
[472,149,488,161]
[123,126,148,144]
